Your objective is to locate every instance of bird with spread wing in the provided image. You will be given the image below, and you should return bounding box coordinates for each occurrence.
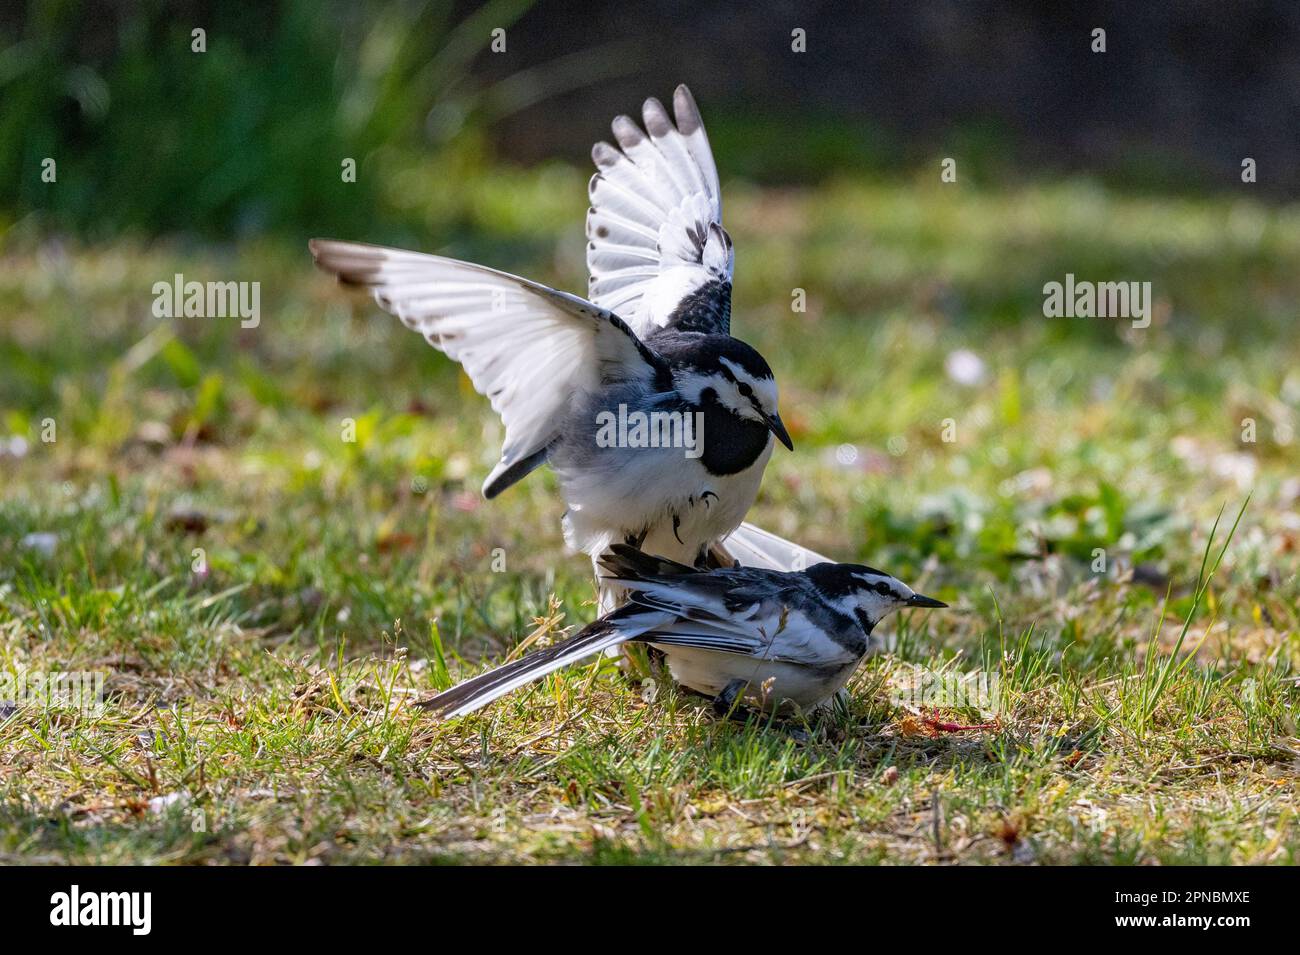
[310,86,825,598]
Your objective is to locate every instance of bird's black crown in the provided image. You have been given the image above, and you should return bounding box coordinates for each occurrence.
[650,331,775,382]
[805,561,892,598]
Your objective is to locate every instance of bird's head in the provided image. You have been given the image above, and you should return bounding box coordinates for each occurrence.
[677,338,792,450]
[808,562,948,632]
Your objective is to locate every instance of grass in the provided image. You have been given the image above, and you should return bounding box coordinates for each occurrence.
[1,170,1298,864]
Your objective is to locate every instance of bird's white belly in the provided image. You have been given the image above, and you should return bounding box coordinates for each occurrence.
[558,439,773,564]
[654,645,858,711]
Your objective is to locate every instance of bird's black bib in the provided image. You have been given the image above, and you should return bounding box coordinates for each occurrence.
[696,388,771,476]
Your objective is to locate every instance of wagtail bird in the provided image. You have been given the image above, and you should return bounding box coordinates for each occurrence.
[310,86,792,578]
[420,544,947,719]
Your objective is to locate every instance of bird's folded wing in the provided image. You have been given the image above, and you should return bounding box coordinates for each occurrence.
[309,239,665,496]
[587,85,733,336]
[714,522,833,572]
[642,603,857,668]
[602,563,854,667]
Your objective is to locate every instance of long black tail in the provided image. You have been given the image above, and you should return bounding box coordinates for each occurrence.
[417,607,663,719]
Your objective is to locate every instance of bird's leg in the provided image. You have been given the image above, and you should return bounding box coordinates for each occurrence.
[697,542,736,570]
[612,527,648,681]
[712,679,748,719]
[707,688,813,741]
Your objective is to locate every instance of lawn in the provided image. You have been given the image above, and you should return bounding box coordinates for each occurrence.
[1,171,1298,864]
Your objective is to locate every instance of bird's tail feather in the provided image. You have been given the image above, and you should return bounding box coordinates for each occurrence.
[595,545,699,631]
[598,543,699,581]
[418,608,664,719]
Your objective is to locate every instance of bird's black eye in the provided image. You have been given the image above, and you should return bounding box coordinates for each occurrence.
[737,382,753,399]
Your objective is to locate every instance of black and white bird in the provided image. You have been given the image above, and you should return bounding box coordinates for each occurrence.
[310,86,794,584]
[420,544,947,719]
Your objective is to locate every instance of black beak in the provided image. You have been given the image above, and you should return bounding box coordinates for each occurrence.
[907,593,948,609]
[762,411,794,451]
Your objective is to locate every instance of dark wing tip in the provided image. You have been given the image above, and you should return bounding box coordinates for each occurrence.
[641,96,674,137]
[307,238,383,286]
[592,140,621,169]
[673,85,702,135]
[610,114,643,150]
[599,544,698,582]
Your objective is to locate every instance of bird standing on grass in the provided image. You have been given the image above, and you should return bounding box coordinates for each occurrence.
[419,544,947,719]
[310,86,793,580]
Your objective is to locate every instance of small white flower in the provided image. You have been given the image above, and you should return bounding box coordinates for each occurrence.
[944,349,987,387]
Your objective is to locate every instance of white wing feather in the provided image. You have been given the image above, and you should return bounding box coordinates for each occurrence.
[309,239,659,497]
[715,522,832,572]
[586,85,733,336]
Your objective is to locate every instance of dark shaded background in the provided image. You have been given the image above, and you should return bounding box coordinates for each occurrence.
[496,0,1300,190]
[1,0,1297,245]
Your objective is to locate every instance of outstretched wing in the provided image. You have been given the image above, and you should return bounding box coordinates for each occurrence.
[310,239,667,498]
[586,85,733,337]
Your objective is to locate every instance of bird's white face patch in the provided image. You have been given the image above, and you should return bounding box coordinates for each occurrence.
[715,356,779,423]
[833,573,917,628]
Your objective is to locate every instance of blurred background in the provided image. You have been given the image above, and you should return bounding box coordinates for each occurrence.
[0,0,1297,646]
[2,1,1300,869]
[3,0,1299,244]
